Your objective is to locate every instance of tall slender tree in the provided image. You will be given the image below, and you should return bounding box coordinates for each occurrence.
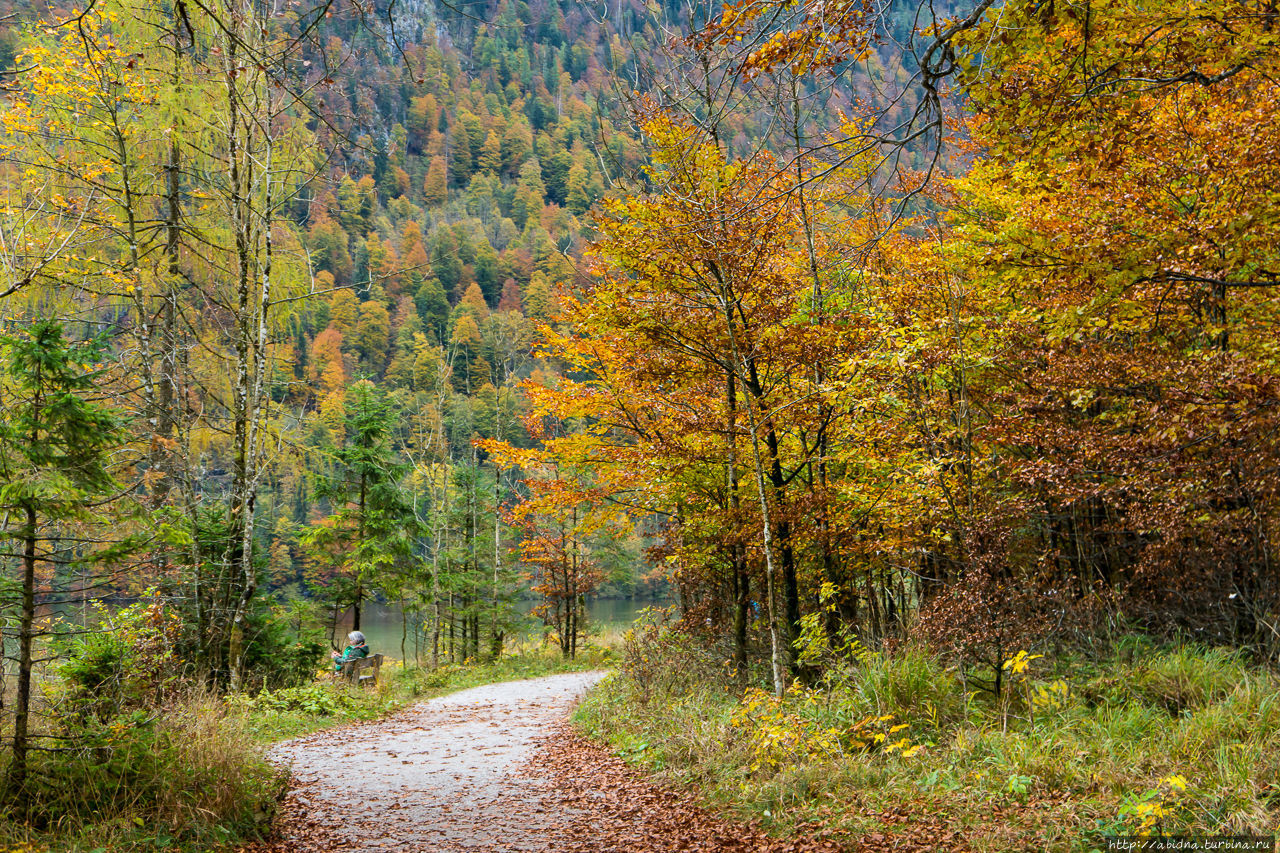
[306,381,418,632]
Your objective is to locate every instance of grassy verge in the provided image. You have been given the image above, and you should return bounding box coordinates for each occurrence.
[0,691,286,853]
[238,642,615,743]
[574,630,1280,851]
[1,641,614,852]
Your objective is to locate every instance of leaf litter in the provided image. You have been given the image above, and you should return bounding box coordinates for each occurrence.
[239,672,960,852]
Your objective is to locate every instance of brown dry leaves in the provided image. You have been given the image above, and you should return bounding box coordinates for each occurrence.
[528,723,971,853]
[243,702,974,852]
[239,775,344,853]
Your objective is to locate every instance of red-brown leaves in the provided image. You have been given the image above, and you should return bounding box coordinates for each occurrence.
[532,724,848,852]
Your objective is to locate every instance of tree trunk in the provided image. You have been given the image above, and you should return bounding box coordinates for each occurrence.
[713,272,787,696]
[733,548,749,687]
[764,423,801,653]
[354,471,367,633]
[726,370,749,686]
[401,594,408,666]
[9,507,38,793]
[431,468,446,669]
[491,456,503,660]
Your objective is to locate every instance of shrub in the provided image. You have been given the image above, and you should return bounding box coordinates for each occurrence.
[10,693,283,845]
[619,609,730,703]
[232,683,365,717]
[240,597,328,691]
[53,595,187,721]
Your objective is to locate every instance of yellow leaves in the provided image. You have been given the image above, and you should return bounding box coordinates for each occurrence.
[1068,387,1095,411]
[1134,799,1168,832]
[731,689,926,775]
[700,0,873,76]
[1002,650,1042,677]
[885,737,910,753]
[80,162,117,181]
[731,687,848,772]
[1120,773,1195,836]
[1031,679,1070,711]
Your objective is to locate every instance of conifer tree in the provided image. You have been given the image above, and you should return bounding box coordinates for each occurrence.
[423,157,449,206]
[0,322,128,792]
[304,381,418,631]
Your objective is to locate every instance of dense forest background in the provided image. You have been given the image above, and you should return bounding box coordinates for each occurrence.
[0,0,691,693]
[0,0,940,696]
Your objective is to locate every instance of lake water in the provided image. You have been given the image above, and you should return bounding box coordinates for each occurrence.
[339,597,667,662]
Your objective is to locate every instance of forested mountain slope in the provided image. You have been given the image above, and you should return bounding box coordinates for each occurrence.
[0,0,701,697]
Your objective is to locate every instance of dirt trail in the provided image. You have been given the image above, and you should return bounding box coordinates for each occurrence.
[260,672,857,853]
[266,671,606,852]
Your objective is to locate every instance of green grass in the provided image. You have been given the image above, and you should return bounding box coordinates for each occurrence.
[239,641,615,743]
[575,635,1280,852]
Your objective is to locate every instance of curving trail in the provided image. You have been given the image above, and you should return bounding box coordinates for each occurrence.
[263,671,605,852]
[254,671,863,852]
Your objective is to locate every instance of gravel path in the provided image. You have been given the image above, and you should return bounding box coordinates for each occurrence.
[265,671,607,852]
[256,671,859,853]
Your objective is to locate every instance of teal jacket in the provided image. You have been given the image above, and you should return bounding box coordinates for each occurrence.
[333,642,369,672]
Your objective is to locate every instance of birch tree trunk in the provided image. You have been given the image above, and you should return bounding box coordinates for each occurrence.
[715,274,788,698]
[220,1,277,691]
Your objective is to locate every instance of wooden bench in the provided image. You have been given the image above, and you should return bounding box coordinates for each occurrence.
[340,653,384,687]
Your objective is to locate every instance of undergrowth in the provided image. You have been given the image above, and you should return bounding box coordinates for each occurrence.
[575,623,1280,852]
[2,640,614,852]
[0,691,284,853]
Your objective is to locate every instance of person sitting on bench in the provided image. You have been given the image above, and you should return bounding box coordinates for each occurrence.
[331,630,370,674]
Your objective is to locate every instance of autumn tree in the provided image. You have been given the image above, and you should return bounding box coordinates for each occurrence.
[686,0,1280,658]
[483,409,621,659]
[924,0,1280,648]
[496,108,880,691]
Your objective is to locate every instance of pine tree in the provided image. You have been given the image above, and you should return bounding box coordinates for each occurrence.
[479,130,503,174]
[416,278,451,342]
[0,322,128,792]
[304,381,418,631]
[448,128,473,186]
